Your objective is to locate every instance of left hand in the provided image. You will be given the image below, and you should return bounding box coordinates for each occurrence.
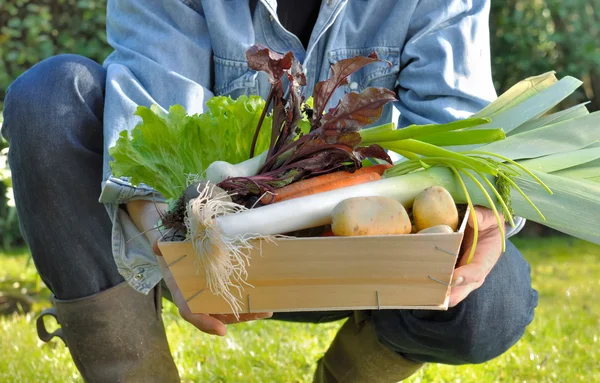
[449,206,504,307]
[126,200,273,336]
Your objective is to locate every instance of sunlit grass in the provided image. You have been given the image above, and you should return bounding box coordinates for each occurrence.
[1,237,599,382]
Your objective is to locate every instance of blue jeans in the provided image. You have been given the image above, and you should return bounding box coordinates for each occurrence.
[2,54,538,366]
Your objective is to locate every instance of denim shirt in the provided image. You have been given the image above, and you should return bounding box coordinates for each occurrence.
[99,0,525,294]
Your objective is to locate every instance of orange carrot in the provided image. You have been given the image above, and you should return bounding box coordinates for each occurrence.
[260,171,350,204]
[278,172,381,202]
[354,163,392,176]
[260,165,390,205]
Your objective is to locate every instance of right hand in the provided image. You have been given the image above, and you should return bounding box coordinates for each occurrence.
[126,200,273,336]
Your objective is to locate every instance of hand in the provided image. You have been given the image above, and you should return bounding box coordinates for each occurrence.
[126,200,273,336]
[449,206,504,307]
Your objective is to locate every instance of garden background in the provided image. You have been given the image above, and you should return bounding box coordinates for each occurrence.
[1,1,599,382]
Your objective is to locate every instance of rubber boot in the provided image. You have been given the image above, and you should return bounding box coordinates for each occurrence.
[313,312,424,383]
[36,281,180,383]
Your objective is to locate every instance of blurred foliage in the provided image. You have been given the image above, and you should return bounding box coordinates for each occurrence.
[0,0,112,248]
[0,0,598,247]
[0,0,112,110]
[490,0,600,112]
[1,0,598,110]
[0,140,22,250]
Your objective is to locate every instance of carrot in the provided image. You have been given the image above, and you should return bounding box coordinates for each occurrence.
[260,165,390,205]
[354,163,392,176]
[279,172,381,202]
[260,171,349,204]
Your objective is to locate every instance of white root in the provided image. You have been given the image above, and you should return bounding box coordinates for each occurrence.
[184,182,275,317]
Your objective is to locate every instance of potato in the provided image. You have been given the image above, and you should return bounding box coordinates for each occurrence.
[331,196,411,236]
[417,224,454,234]
[412,186,459,232]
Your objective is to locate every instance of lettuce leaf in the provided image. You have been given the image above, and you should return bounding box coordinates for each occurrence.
[108,95,272,200]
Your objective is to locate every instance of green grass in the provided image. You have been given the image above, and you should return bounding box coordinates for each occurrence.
[1,237,599,382]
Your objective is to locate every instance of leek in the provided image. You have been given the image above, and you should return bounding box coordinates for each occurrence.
[508,102,591,136]
[359,117,490,144]
[187,72,600,315]
[472,71,558,118]
[417,129,506,146]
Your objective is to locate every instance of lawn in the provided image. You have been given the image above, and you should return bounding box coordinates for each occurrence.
[1,237,599,382]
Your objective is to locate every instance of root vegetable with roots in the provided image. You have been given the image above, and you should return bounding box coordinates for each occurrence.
[110,45,600,317]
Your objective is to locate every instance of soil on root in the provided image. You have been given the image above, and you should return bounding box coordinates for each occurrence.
[161,195,187,241]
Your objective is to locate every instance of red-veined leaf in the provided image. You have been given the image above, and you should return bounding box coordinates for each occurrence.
[320,87,397,131]
[246,44,293,83]
[355,144,393,163]
[312,53,390,127]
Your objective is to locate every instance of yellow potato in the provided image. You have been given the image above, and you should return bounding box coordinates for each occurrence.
[331,196,411,236]
[413,186,459,232]
[417,224,454,234]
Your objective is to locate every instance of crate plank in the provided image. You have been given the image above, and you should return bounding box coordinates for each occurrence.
[159,229,464,314]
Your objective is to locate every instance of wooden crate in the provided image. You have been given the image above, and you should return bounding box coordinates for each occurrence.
[158,213,468,314]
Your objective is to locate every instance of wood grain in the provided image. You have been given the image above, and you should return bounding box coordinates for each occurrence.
[158,218,466,314]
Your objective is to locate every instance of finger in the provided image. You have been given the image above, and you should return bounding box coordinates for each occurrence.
[173,291,228,335]
[152,239,163,256]
[459,217,503,268]
[180,310,228,336]
[211,312,273,324]
[448,283,477,307]
[452,264,487,286]
[143,227,164,256]
[468,206,500,231]
[448,264,487,307]
[459,230,503,268]
[155,257,226,335]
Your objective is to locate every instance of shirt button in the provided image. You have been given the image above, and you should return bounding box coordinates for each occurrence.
[349,82,359,91]
[269,14,274,21]
[134,273,143,281]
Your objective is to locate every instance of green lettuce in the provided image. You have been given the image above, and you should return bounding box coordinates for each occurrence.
[108,95,272,200]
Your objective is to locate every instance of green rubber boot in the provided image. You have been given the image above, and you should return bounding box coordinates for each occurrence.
[36,282,180,383]
[313,312,424,383]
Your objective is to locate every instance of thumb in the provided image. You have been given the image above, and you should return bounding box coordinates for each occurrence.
[148,230,164,256]
[469,206,501,231]
[126,200,168,257]
[153,243,163,257]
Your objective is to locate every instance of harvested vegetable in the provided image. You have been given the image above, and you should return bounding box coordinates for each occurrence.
[331,196,411,236]
[262,168,383,204]
[205,150,268,184]
[417,225,454,234]
[216,46,395,206]
[412,186,459,232]
[279,172,380,202]
[108,96,273,201]
[354,163,392,175]
[108,45,600,315]
[212,72,600,261]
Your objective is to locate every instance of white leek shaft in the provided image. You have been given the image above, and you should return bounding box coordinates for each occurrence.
[216,168,457,237]
[205,150,268,183]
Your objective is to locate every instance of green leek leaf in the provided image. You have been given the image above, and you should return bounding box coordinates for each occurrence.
[473,71,558,119]
[517,143,600,173]
[551,157,600,180]
[418,129,505,146]
[472,111,600,160]
[508,102,590,136]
